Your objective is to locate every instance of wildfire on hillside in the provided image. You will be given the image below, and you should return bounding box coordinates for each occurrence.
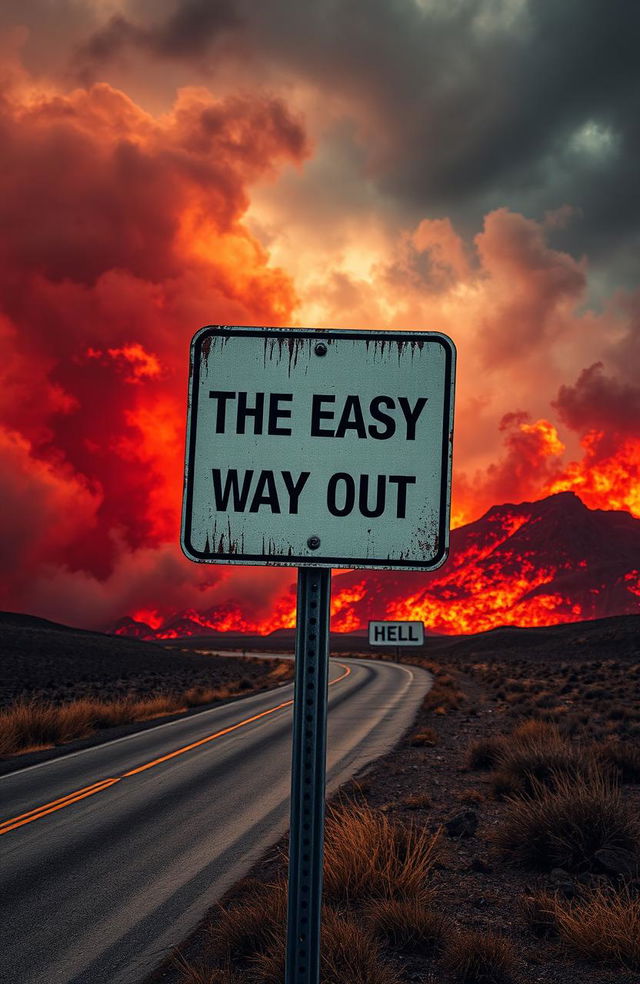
[115,492,640,640]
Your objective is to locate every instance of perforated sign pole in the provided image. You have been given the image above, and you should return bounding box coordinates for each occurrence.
[285,566,331,984]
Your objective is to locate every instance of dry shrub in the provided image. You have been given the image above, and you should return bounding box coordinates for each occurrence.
[410,727,438,747]
[323,804,439,903]
[593,741,640,784]
[0,700,91,754]
[173,951,241,984]
[495,771,640,872]
[491,724,594,798]
[0,692,207,756]
[136,696,186,719]
[400,793,432,810]
[467,736,507,771]
[441,928,517,983]
[511,719,561,742]
[552,886,640,969]
[205,881,287,963]
[459,789,484,805]
[253,907,402,984]
[421,665,464,714]
[363,897,449,953]
[519,891,559,938]
[183,687,225,707]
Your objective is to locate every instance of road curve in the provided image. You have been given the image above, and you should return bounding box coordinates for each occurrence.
[0,655,431,984]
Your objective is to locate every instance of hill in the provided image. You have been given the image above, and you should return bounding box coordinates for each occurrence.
[113,492,639,640]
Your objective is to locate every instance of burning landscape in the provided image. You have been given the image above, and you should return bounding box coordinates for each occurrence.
[115,491,640,640]
[0,5,638,638]
[1,4,640,984]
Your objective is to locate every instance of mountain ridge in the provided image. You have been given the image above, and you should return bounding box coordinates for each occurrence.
[111,492,639,640]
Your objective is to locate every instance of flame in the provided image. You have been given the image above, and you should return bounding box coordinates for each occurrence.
[386,558,575,634]
[520,419,566,456]
[330,580,367,632]
[546,433,640,517]
[625,571,640,597]
[115,493,640,641]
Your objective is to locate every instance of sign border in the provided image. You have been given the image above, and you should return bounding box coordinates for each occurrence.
[181,325,455,571]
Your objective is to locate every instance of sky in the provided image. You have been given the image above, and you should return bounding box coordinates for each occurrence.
[0,0,638,630]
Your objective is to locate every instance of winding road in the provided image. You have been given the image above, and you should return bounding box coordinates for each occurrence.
[0,655,431,984]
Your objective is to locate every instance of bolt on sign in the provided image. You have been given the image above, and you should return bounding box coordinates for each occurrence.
[368,620,425,646]
[181,326,456,571]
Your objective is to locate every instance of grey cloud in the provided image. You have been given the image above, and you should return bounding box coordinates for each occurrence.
[76,0,241,66]
[74,0,640,281]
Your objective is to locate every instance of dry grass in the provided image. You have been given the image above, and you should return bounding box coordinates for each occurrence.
[459,788,484,805]
[400,793,432,810]
[495,770,640,872]
[490,722,594,798]
[409,726,438,747]
[0,684,251,756]
[551,886,640,969]
[205,881,287,963]
[593,740,640,783]
[467,736,507,770]
[440,928,518,983]
[173,951,242,984]
[322,803,440,903]
[0,697,189,755]
[252,907,402,984]
[420,663,465,715]
[363,897,449,953]
[519,891,559,938]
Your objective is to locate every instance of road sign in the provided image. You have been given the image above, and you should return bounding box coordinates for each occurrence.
[181,325,456,572]
[181,324,456,984]
[368,620,425,646]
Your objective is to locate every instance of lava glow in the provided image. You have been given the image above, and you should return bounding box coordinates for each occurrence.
[546,433,640,517]
[118,494,640,640]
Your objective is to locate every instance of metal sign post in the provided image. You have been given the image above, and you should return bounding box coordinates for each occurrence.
[180,325,456,984]
[286,567,331,984]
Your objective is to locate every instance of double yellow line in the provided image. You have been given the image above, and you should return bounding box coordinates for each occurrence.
[0,663,351,838]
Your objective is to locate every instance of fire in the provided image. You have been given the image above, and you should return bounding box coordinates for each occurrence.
[385,557,576,635]
[131,608,164,630]
[520,419,566,457]
[116,491,640,642]
[546,433,640,517]
[330,581,367,632]
[3,67,638,640]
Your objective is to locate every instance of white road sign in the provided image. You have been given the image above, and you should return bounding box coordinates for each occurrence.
[181,325,456,571]
[368,620,425,646]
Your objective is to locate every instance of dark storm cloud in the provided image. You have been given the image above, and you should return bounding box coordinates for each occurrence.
[77,0,241,65]
[553,363,640,438]
[75,0,640,277]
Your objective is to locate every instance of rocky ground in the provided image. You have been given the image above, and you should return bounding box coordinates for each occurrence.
[0,612,292,708]
[147,614,640,984]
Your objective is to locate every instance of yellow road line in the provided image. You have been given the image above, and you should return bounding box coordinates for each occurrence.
[125,664,351,776]
[0,777,118,830]
[0,663,351,836]
[0,779,121,835]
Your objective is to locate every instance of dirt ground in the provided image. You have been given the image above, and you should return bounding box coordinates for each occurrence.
[147,614,640,984]
[0,613,293,708]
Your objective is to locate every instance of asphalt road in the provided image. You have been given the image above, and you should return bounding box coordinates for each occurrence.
[0,655,431,984]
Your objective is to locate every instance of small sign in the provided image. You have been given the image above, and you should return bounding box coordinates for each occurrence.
[368,620,425,646]
[181,325,455,571]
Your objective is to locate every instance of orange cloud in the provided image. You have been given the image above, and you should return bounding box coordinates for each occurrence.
[0,66,308,624]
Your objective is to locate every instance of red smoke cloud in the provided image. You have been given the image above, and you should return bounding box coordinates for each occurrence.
[0,68,307,624]
[0,62,638,633]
